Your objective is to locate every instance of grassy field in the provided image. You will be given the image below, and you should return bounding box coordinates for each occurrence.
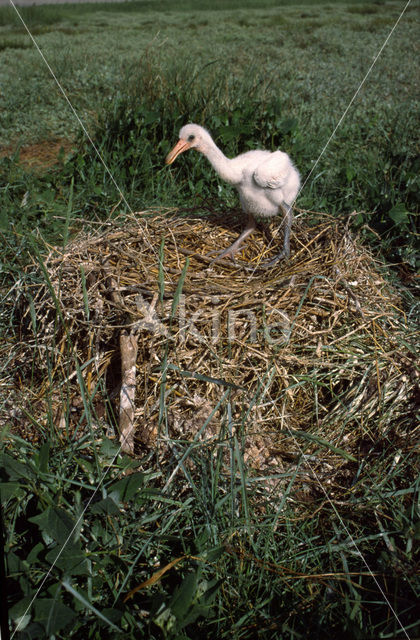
[0,1,419,639]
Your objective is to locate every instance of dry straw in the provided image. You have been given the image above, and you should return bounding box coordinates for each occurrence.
[9,210,419,484]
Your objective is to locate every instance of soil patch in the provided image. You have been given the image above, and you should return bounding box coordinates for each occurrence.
[0,138,75,170]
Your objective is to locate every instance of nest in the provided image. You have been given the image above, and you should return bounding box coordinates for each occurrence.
[7,210,419,482]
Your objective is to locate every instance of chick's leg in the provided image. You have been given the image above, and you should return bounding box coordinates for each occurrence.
[209,213,257,262]
[261,203,293,267]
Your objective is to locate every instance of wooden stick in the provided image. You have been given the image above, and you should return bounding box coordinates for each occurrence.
[119,330,138,454]
[102,259,138,454]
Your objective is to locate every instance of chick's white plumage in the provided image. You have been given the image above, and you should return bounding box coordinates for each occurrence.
[166,124,300,264]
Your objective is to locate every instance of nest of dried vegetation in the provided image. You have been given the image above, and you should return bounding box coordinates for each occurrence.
[7,209,419,485]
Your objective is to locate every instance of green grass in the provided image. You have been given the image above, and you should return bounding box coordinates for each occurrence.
[0,0,390,28]
[0,0,418,263]
[0,1,419,638]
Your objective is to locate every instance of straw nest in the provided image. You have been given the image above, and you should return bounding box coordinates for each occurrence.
[8,210,419,482]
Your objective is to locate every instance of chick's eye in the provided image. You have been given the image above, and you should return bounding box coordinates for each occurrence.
[188,134,195,142]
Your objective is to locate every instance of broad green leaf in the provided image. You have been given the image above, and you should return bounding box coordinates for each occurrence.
[99,438,120,459]
[34,598,76,635]
[199,578,223,605]
[29,506,77,545]
[0,453,35,480]
[6,550,25,574]
[0,481,25,502]
[90,495,120,515]
[182,603,210,629]
[37,442,50,473]
[108,472,145,502]
[346,166,355,183]
[201,546,225,563]
[279,117,298,134]
[36,189,55,205]
[170,572,197,620]
[100,608,123,625]
[389,203,410,224]
[45,541,89,576]
[27,542,44,564]
[9,595,32,622]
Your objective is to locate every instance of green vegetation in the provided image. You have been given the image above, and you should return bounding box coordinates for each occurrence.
[0,0,390,28]
[0,1,419,638]
[1,0,418,263]
[2,423,418,638]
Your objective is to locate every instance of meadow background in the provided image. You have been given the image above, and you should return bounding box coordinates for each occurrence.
[0,1,419,639]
